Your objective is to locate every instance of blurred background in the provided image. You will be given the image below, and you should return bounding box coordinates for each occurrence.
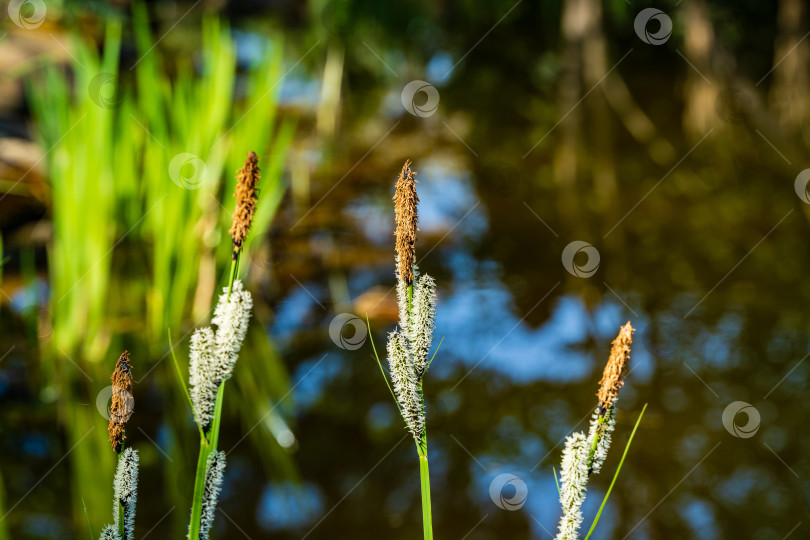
[1,0,809,538]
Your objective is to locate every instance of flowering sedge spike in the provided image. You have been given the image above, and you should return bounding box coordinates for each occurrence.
[211,279,253,374]
[555,433,589,540]
[229,151,260,259]
[113,448,139,540]
[197,451,227,540]
[587,322,633,473]
[597,322,633,410]
[188,281,253,433]
[108,351,133,454]
[411,274,437,376]
[189,328,218,432]
[99,525,121,540]
[393,160,419,286]
[387,331,424,440]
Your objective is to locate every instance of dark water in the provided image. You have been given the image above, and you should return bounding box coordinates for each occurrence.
[3,1,810,538]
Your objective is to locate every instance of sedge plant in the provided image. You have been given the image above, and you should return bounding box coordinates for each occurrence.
[24,7,296,524]
[554,322,647,540]
[368,161,439,539]
[170,152,260,540]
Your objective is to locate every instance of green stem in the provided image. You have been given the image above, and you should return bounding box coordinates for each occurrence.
[187,438,210,540]
[587,409,606,469]
[188,384,226,539]
[226,252,240,300]
[584,403,648,540]
[417,437,433,540]
[118,502,125,540]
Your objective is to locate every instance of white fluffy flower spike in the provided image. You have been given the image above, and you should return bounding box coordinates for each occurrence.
[211,279,253,375]
[188,280,253,432]
[189,327,218,431]
[411,274,437,376]
[555,432,589,540]
[387,330,424,440]
[113,448,139,540]
[99,525,120,540]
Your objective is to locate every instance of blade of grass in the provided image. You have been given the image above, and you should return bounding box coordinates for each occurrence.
[583,403,648,540]
[553,467,560,498]
[422,336,444,375]
[168,328,205,440]
[365,314,401,412]
[81,497,93,540]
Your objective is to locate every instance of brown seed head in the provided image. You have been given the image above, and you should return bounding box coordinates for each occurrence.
[393,160,419,285]
[108,350,134,454]
[229,151,260,258]
[597,322,633,410]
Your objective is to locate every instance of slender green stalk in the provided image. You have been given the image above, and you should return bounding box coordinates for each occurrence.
[81,497,93,540]
[587,410,607,468]
[188,439,210,540]
[417,435,433,540]
[584,404,647,540]
[118,503,125,539]
[226,256,239,300]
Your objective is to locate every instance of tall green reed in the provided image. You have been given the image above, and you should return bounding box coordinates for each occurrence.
[25,6,297,530]
[369,161,440,539]
[172,152,260,539]
[554,322,646,540]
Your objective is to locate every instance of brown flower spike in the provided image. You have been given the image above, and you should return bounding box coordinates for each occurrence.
[229,151,260,259]
[393,160,419,285]
[597,322,633,411]
[108,350,134,454]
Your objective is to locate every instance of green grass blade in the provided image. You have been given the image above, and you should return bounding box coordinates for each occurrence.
[365,315,401,412]
[168,328,205,440]
[423,336,444,375]
[81,497,93,540]
[584,403,648,540]
[553,467,560,498]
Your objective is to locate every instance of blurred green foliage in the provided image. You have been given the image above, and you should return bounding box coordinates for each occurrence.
[25,5,296,533]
